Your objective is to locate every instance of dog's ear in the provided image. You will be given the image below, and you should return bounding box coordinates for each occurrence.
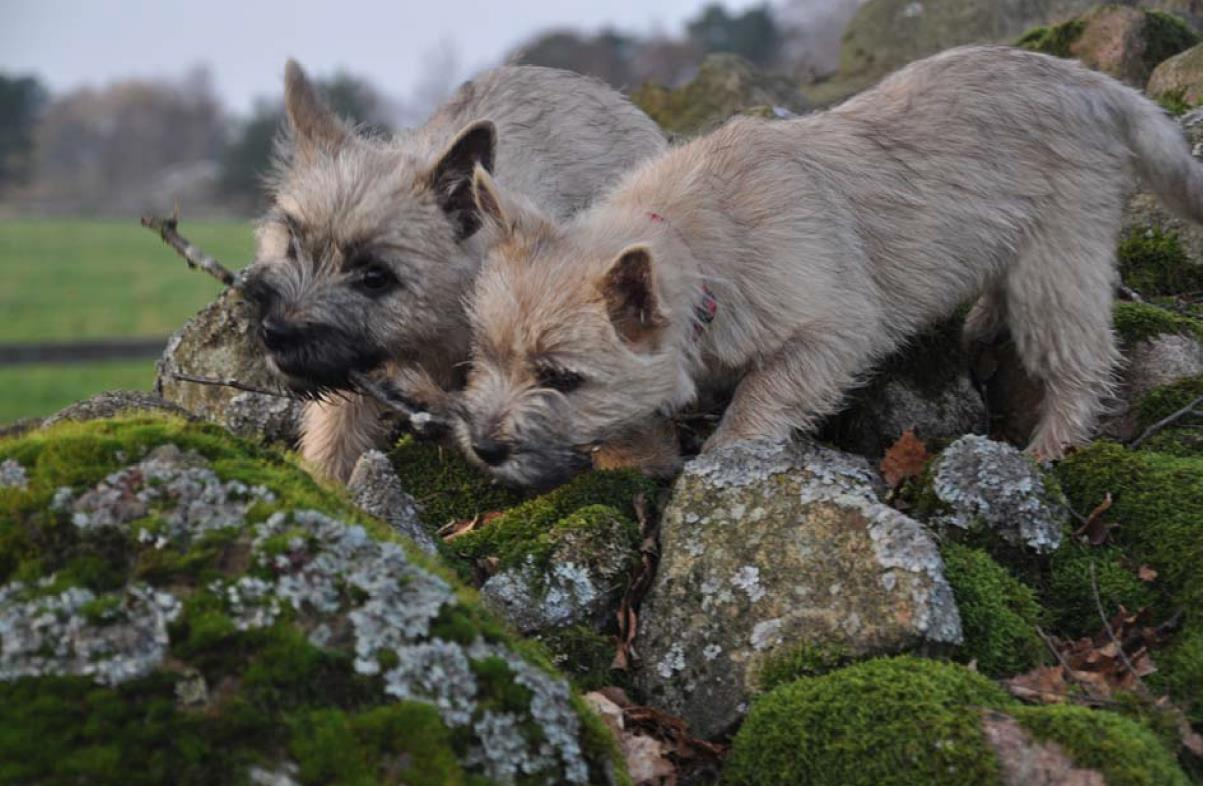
[471,163,508,232]
[284,59,349,161]
[430,120,497,240]
[600,246,668,348]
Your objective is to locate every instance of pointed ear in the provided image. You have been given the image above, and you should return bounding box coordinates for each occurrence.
[429,120,497,240]
[284,59,348,160]
[599,246,667,347]
[471,163,508,232]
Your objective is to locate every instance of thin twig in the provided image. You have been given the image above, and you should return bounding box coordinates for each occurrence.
[140,211,240,288]
[1127,395,1202,449]
[349,370,450,437]
[1089,561,1150,696]
[171,372,299,399]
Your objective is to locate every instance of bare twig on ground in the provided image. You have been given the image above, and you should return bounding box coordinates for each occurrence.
[348,370,450,438]
[1089,561,1150,696]
[171,372,299,399]
[140,211,240,288]
[1127,395,1203,449]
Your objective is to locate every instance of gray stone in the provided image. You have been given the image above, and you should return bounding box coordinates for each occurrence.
[1101,332,1204,440]
[1147,43,1203,104]
[43,390,193,428]
[0,459,27,490]
[928,435,1066,554]
[480,506,638,634]
[635,439,961,739]
[156,289,296,442]
[347,450,435,554]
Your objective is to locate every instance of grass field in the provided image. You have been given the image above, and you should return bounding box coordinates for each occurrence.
[0,218,254,423]
[0,218,255,342]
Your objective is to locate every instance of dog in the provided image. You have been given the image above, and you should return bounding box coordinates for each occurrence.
[240,60,666,480]
[455,45,1202,489]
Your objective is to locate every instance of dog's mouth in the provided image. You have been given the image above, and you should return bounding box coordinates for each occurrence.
[485,444,593,491]
[258,331,386,396]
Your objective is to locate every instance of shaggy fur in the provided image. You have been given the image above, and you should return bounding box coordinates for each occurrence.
[241,61,666,480]
[458,45,1202,489]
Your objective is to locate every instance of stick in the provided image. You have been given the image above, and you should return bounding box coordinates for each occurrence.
[1088,561,1150,695]
[1127,395,1202,449]
[171,372,298,399]
[140,212,240,288]
[349,370,450,437]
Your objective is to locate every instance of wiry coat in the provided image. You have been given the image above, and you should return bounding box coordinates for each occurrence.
[460,46,1202,488]
[242,62,666,480]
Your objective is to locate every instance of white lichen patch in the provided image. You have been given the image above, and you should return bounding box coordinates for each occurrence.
[479,557,602,634]
[703,644,723,660]
[931,435,1065,553]
[749,618,784,651]
[731,565,766,603]
[0,582,180,685]
[656,643,687,679]
[0,458,28,489]
[384,640,478,726]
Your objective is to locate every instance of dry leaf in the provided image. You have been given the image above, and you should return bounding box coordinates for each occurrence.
[1007,665,1068,703]
[880,428,930,488]
[614,493,660,670]
[438,510,503,542]
[1072,493,1115,546]
[1137,565,1157,582]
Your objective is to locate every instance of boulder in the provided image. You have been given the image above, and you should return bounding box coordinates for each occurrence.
[43,389,194,427]
[630,53,808,136]
[156,289,302,445]
[347,449,434,554]
[823,319,986,458]
[634,440,962,739]
[1147,42,1203,104]
[0,415,624,785]
[1017,6,1200,87]
[920,435,1067,555]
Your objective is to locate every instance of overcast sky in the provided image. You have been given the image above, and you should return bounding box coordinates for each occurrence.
[2,0,750,114]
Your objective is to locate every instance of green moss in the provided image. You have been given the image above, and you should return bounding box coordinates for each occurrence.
[1118,227,1201,297]
[724,657,1008,786]
[446,471,656,571]
[1044,545,1157,637]
[1012,704,1191,786]
[1147,623,1203,724]
[1016,19,1085,57]
[1055,442,1202,612]
[1135,376,1202,431]
[1112,301,1201,346]
[388,436,527,529]
[536,625,623,693]
[1156,86,1194,115]
[1140,11,1201,73]
[753,641,856,692]
[941,544,1046,677]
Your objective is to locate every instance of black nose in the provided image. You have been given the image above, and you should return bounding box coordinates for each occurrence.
[472,438,511,466]
[260,316,300,352]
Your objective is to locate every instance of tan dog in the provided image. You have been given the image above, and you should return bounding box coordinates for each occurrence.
[240,61,666,481]
[456,45,1202,488]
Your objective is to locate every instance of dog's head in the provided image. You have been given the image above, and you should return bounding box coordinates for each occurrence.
[455,168,693,488]
[242,60,493,394]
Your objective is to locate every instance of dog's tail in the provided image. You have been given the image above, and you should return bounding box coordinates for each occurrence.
[1111,84,1202,222]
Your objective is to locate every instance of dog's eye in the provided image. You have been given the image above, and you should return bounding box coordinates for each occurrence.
[357,263,396,294]
[537,366,583,394]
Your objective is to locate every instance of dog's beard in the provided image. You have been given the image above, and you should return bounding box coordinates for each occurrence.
[261,328,387,397]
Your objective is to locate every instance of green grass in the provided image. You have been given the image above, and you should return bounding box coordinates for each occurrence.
[0,219,254,342]
[0,360,156,423]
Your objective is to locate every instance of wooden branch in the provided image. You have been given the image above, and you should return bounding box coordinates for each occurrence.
[171,372,298,399]
[349,370,450,437]
[140,212,239,288]
[1127,395,1202,449]
[1088,561,1150,697]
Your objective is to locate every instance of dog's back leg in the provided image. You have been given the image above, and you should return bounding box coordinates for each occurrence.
[1004,214,1122,459]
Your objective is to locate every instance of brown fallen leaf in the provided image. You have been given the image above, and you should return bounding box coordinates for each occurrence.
[438,510,504,542]
[1072,493,1115,546]
[880,428,930,489]
[614,493,660,670]
[1007,665,1069,703]
[1137,565,1157,582]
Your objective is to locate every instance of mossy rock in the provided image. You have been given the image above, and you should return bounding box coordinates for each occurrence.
[941,544,1046,677]
[1118,226,1202,297]
[630,53,808,137]
[1112,301,1202,345]
[388,436,528,531]
[1017,6,1200,87]
[0,415,626,786]
[1043,543,1158,636]
[1146,622,1203,723]
[724,656,1190,786]
[1148,42,1203,108]
[1055,441,1202,612]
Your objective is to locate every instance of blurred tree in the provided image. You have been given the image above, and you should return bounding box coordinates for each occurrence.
[0,74,49,189]
[686,3,781,67]
[218,70,391,208]
[511,29,639,87]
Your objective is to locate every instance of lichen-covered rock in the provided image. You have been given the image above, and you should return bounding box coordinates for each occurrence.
[43,390,194,428]
[479,505,639,634]
[156,289,300,445]
[630,53,808,136]
[635,440,962,739]
[724,656,1190,786]
[1017,6,1200,87]
[346,449,434,554]
[824,319,986,458]
[922,435,1067,555]
[1147,42,1203,104]
[0,415,624,785]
